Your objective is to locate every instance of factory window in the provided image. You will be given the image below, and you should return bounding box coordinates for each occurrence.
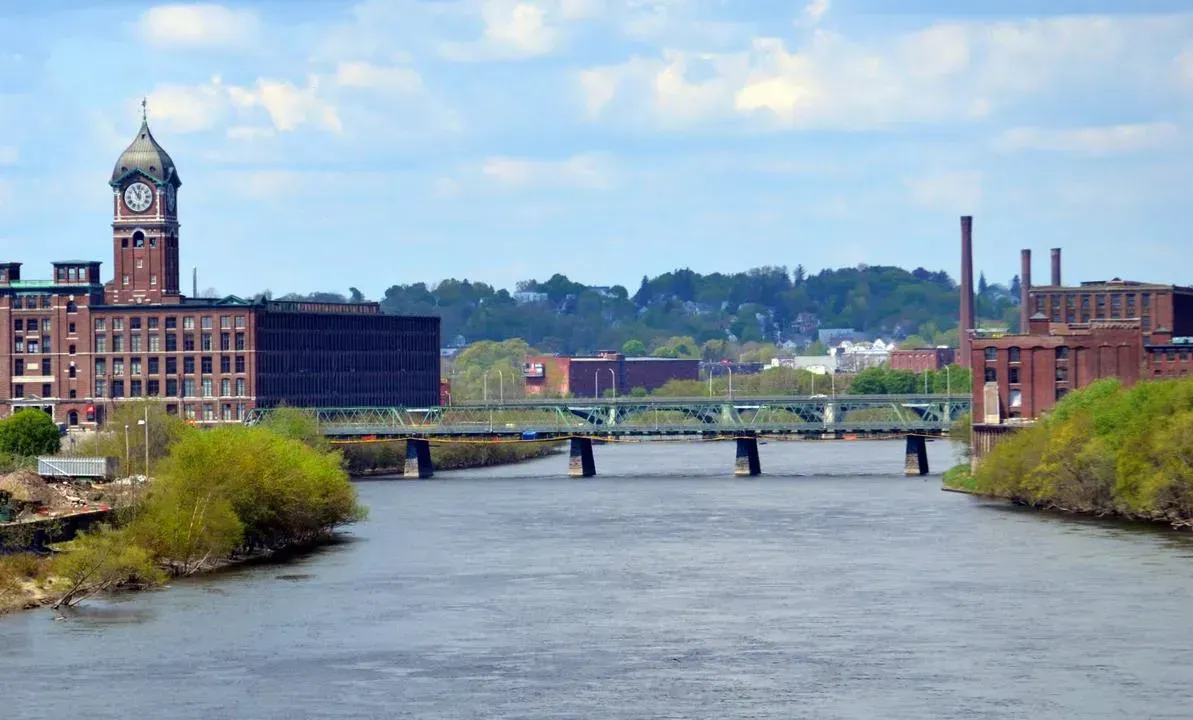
[165,317,177,330]
[1008,347,1021,363]
[1056,346,1070,361]
[984,347,997,362]
[1056,365,1069,382]
[1051,294,1062,322]
[1009,367,1020,384]
[1065,295,1076,323]
[1126,294,1136,318]
[984,367,997,382]
[1110,294,1122,319]
[1056,387,1069,401]
[184,357,195,374]
[1095,295,1105,319]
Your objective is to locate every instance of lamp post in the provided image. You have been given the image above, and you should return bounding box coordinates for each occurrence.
[483,373,489,403]
[606,368,617,399]
[123,424,130,478]
[594,371,600,399]
[139,404,149,478]
[726,366,734,399]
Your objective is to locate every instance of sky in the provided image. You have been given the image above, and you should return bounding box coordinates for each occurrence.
[1,0,1192,300]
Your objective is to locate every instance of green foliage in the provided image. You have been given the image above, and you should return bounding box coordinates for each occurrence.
[374,263,974,355]
[86,400,192,476]
[653,367,836,397]
[51,526,166,609]
[972,377,1193,524]
[0,409,60,459]
[339,440,561,474]
[260,405,329,452]
[447,339,532,401]
[942,464,977,491]
[621,339,647,357]
[848,365,971,395]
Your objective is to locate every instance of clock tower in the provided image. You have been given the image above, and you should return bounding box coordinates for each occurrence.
[108,101,182,305]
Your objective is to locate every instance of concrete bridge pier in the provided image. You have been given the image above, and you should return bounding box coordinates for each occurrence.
[569,437,596,478]
[734,437,761,477]
[904,435,929,476]
[404,439,434,479]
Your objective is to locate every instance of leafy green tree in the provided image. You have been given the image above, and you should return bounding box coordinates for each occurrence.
[0,409,60,458]
[89,400,192,476]
[621,339,647,357]
[52,527,165,609]
[261,406,329,452]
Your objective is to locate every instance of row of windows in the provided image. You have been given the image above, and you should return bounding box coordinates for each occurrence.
[95,315,247,331]
[55,266,95,282]
[1150,349,1193,362]
[11,384,54,399]
[94,377,247,399]
[167,402,246,422]
[94,355,247,376]
[7,295,54,310]
[984,346,1069,363]
[94,332,246,353]
[11,337,52,354]
[1036,292,1153,325]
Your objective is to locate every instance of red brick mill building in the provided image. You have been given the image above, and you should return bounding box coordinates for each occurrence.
[954,217,1193,436]
[0,115,440,428]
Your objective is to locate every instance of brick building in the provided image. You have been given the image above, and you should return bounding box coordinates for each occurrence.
[0,114,439,427]
[889,347,956,373]
[523,352,700,397]
[964,231,1193,424]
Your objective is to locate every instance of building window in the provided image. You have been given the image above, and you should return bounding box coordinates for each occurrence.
[111,380,125,398]
[183,379,195,397]
[236,378,245,396]
[166,379,178,397]
[1051,294,1061,322]
[149,334,160,352]
[1167,349,1176,362]
[148,380,160,396]
[130,380,143,397]
[68,322,76,334]
[201,356,213,374]
[165,317,177,330]
[26,339,38,354]
[1056,346,1070,361]
[12,384,22,399]
[166,357,177,374]
[136,258,144,269]
[95,318,106,331]
[235,316,246,329]
[151,275,157,286]
[12,319,22,331]
[165,333,177,352]
[113,359,124,376]
[185,405,196,420]
[1065,295,1075,323]
[1095,295,1105,319]
[148,317,159,330]
[222,404,233,421]
[983,347,997,362]
[202,378,213,397]
[122,274,130,286]
[27,319,37,332]
[184,334,195,351]
[13,338,23,353]
[133,231,145,248]
[1056,365,1069,382]
[1056,387,1069,401]
[201,317,213,330]
[235,333,245,351]
[221,379,231,397]
[1009,367,1020,384]
[235,356,245,373]
[220,356,231,373]
[201,333,213,351]
[1110,294,1122,319]
[183,317,195,330]
[112,335,124,352]
[66,301,77,314]
[184,357,195,374]
[42,383,51,398]
[94,379,106,397]
[1126,294,1136,318]
[130,317,141,330]
[68,344,76,356]
[203,404,215,421]
[220,332,230,351]
[40,358,50,376]
[220,316,232,330]
[113,318,124,331]
[94,359,106,377]
[68,365,76,379]
[1008,347,1021,362]
[131,359,142,375]
[130,334,142,352]
[148,357,159,374]
[984,367,997,382]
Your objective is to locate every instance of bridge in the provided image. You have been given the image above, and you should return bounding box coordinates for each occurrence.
[244,394,971,479]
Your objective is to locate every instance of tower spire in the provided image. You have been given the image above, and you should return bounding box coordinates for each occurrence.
[141,97,148,123]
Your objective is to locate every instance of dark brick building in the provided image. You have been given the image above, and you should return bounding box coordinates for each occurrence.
[889,347,955,373]
[965,238,1193,423]
[524,352,700,397]
[0,114,439,427]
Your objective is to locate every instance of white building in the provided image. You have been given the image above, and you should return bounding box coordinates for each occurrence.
[832,339,893,373]
[769,355,838,375]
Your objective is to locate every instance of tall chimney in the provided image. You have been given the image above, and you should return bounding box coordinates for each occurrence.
[192,267,197,298]
[1050,248,1061,286]
[1020,249,1032,332]
[959,216,975,367]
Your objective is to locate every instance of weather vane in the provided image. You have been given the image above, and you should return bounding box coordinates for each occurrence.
[141,97,148,122]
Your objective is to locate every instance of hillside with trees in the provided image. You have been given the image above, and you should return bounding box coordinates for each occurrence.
[267,264,1021,355]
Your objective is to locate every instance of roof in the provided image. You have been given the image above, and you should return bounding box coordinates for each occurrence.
[0,280,101,290]
[110,118,180,188]
[52,260,101,266]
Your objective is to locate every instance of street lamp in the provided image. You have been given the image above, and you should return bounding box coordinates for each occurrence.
[606,367,617,399]
[594,370,600,399]
[123,424,130,478]
[726,366,734,399]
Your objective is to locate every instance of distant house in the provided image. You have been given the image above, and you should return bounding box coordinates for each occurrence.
[833,339,893,373]
[513,291,549,305]
[818,328,860,345]
[769,356,838,375]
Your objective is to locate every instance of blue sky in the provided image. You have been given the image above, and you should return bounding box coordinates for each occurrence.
[1,0,1191,299]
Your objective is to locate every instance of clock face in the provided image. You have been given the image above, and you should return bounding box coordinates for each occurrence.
[124,182,153,212]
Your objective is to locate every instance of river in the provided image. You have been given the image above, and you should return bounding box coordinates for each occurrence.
[2,439,1192,719]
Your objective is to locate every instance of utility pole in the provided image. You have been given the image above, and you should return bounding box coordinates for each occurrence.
[123,424,130,478]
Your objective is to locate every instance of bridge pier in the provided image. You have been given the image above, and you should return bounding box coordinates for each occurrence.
[568,437,596,478]
[904,435,929,476]
[734,436,761,477]
[403,439,434,479]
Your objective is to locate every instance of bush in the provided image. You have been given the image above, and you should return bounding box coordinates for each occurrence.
[0,409,60,458]
[51,526,166,609]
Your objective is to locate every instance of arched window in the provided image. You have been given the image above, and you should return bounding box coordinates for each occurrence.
[133,230,145,248]
[1008,347,1021,362]
[68,410,79,426]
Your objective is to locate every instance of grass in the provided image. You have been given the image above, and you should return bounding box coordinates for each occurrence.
[941,463,977,492]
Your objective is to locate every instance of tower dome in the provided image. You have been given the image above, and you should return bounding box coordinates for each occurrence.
[110,103,180,188]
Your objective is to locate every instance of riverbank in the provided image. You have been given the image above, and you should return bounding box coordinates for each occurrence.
[343,440,565,476]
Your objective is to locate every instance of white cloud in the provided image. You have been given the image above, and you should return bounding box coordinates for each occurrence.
[137,4,260,49]
[579,13,1193,131]
[226,126,275,141]
[995,123,1181,156]
[481,153,615,189]
[148,75,342,134]
[440,0,559,60]
[905,170,982,212]
[334,61,423,94]
[801,0,829,26]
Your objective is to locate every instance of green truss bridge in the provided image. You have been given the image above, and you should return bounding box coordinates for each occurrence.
[243,394,971,480]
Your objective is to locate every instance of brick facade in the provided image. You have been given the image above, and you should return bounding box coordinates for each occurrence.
[0,118,439,428]
[524,353,700,397]
[889,348,955,373]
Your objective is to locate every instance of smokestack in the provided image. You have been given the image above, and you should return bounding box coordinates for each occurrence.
[192,267,197,298]
[1050,248,1061,287]
[959,216,975,367]
[1020,249,1032,332]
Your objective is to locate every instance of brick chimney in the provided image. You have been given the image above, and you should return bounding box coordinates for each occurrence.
[959,216,975,367]
[1020,249,1032,332]
[1050,248,1062,286]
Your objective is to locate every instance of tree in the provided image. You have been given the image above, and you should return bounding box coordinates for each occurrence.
[621,339,647,357]
[0,409,60,458]
[348,287,366,303]
[632,275,652,306]
[260,406,329,452]
[52,527,164,609]
[978,272,989,296]
[793,264,806,287]
[91,400,191,477]
[1009,274,1021,301]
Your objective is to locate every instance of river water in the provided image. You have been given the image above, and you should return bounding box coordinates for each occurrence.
[3,439,1193,719]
